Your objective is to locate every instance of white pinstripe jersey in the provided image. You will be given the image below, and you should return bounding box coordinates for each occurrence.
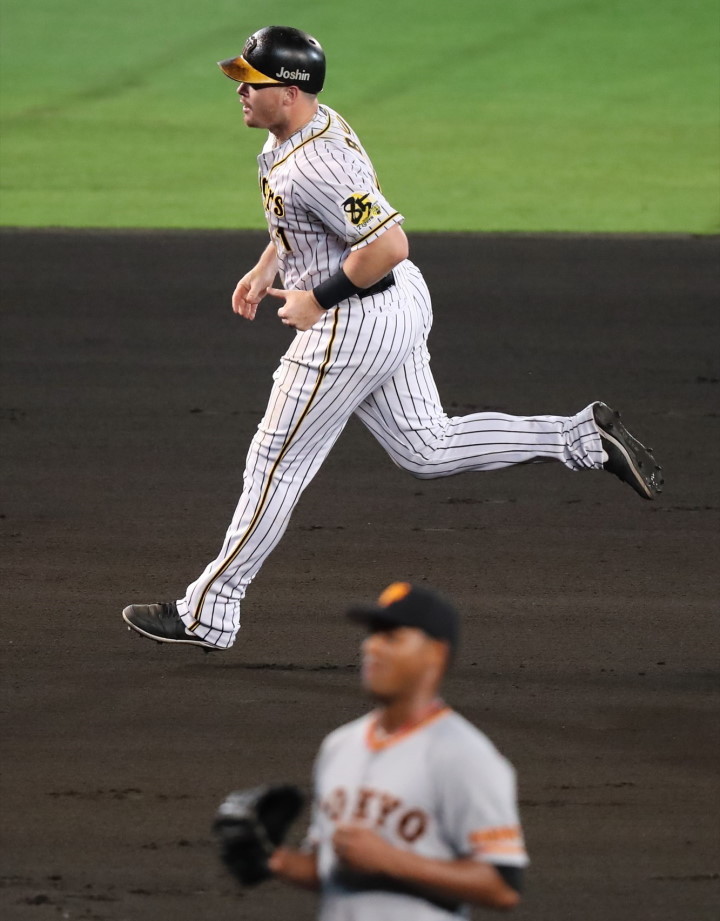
[257,105,404,291]
[306,707,528,920]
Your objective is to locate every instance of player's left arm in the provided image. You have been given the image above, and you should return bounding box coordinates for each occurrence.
[332,824,520,910]
[270,224,409,331]
[341,223,408,287]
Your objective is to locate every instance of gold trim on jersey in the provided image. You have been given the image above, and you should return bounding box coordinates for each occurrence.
[188,309,341,628]
[350,211,401,248]
[267,108,333,175]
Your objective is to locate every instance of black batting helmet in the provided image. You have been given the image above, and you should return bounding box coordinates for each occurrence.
[218,26,325,94]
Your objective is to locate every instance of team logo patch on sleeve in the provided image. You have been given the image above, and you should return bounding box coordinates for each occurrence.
[342,192,382,227]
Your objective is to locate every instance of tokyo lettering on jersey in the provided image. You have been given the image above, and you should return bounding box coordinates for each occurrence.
[306,707,529,920]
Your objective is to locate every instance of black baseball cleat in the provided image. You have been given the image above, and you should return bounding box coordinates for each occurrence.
[122,602,217,651]
[593,402,663,500]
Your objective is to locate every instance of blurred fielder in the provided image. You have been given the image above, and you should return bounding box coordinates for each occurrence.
[268,582,527,918]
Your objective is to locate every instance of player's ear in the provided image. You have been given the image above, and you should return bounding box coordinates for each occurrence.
[283,85,300,105]
[428,637,451,681]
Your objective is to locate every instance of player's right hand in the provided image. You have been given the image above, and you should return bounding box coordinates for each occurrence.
[232,272,270,320]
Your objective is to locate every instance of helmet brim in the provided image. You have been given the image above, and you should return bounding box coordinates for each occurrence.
[217,56,284,86]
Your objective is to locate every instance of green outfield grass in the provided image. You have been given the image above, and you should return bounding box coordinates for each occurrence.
[1,0,718,231]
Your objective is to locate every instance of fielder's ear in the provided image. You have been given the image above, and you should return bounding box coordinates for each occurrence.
[441,640,453,673]
[427,636,451,677]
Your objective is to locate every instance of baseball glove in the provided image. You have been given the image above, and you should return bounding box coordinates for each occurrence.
[212,784,305,886]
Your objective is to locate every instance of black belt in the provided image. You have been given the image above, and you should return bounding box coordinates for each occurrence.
[358,270,395,299]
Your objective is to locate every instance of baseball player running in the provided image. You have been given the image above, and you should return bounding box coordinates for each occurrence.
[122,26,663,651]
[269,581,527,918]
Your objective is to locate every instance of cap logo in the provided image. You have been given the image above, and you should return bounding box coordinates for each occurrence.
[276,67,310,81]
[378,582,412,607]
[244,37,257,55]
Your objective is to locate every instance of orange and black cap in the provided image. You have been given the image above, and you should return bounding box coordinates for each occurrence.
[347,582,460,652]
[218,25,325,94]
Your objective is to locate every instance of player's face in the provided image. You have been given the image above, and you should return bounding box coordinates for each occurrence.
[236,83,289,131]
[361,626,445,701]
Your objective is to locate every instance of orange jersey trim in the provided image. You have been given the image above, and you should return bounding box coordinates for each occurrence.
[365,704,451,752]
[472,843,526,857]
[469,825,526,858]
[470,826,524,845]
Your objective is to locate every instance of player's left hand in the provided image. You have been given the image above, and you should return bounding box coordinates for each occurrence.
[268,287,325,332]
[332,824,398,875]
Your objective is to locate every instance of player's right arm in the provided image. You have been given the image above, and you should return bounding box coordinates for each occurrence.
[332,824,519,910]
[268,847,321,891]
[232,242,279,320]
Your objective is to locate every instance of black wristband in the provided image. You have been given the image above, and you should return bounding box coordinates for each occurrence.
[312,268,363,310]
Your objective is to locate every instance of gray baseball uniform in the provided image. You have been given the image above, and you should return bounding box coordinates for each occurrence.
[177,104,604,647]
[306,705,528,920]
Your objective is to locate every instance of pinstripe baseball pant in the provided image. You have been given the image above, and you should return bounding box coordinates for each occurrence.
[177,261,604,647]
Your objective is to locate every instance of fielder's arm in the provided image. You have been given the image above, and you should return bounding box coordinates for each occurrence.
[332,824,520,911]
[267,846,321,891]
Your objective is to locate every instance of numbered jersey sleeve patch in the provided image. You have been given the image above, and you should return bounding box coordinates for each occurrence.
[342,192,382,227]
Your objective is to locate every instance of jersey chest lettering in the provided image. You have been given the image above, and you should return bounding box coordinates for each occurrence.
[321,786,428,844]
[260,176,284,217]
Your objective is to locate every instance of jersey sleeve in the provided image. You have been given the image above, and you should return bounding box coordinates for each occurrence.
[436,730,529,868]
[294,147,404,250]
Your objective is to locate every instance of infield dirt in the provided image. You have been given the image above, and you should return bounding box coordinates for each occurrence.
[1,230,718,920]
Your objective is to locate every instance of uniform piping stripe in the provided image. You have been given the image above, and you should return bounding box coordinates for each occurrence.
[366,705,451,752]
[268,110,332,176]
[350,212,401,247]
[189,308,341,628]
[473,844,527,856]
